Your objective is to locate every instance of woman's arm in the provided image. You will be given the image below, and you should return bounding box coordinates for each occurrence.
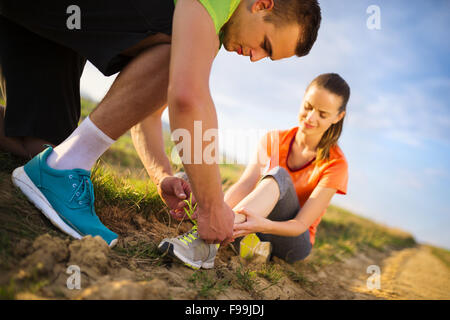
[266,186,337,236]
[233,186,338,238]
[224,133,270,209]
[224,162,261,209]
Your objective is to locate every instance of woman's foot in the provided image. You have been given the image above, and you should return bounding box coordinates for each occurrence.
[240,233,272,263]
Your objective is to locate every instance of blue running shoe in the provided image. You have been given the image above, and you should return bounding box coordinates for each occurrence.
[11,146,118,247]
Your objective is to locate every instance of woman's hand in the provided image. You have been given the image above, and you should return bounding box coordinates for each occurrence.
[232,207,271,239]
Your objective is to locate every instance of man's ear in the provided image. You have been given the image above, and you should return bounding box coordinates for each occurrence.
[252,0,275,13]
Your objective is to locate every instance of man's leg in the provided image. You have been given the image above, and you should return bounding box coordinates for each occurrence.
[0,105,28,157]
[47,44,171,171]
[0,15,84,158]
[0,105,56,159]
[0,64,28,156]
[91,44,171,140]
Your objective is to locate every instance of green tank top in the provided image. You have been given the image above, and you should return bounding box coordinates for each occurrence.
[173,0,241,46]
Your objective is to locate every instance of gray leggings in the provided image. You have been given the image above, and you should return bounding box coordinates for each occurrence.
[175,166,311,263]
[253,166,312,263]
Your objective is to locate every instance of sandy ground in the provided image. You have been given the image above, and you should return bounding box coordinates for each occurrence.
[351,245,450,300]
[6,230,449,300]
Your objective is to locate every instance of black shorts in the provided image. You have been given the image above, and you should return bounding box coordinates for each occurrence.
[0,0,174,144]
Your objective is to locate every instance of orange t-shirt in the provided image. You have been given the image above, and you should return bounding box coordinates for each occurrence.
[263,127,348,246]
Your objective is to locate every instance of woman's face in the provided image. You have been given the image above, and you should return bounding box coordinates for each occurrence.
[298,85,346,136]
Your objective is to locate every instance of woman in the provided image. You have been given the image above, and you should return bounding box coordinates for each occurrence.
[159,73,350,268]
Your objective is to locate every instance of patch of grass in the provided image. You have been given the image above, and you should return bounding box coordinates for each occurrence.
[182,193,197,226]
[429,245,450,269]
[0,151,27,172]
[311,205,417,266]
[0,230,12,268]
[285,270,312,287]
[0,279,16,300]
[91,163,164,219]
[28,278,50,295]
[256,264,283,285]
[80,98,97,118]
[1,265,52,299]
[218,163,245,189]
[114,240,161,260]
[235,266,258,293]
[188,270,229,299]
[101,132,145,171]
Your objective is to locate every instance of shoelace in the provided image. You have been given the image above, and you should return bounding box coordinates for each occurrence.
[178,226,198,246]
[68,173,95,211]
[177,226,220,249]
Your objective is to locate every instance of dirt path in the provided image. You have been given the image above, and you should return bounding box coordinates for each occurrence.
[352,245,450,300]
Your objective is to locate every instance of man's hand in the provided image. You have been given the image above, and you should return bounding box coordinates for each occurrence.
[158,176,194,212]
[197,202,235,246]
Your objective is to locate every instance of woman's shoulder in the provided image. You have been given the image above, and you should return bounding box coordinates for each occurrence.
[329,144,346,160]
[261,127,298,160]
[266,127,298,143]
[326,144,348,168]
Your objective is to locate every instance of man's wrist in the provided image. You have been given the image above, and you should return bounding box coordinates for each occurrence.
[199,197,227,214]
[155,171,173,188]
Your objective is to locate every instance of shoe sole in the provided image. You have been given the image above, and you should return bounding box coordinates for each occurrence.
[158,241,214,270]
[12,166,118,248]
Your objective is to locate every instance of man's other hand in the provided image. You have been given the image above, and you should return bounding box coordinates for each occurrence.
[158,176,194,212]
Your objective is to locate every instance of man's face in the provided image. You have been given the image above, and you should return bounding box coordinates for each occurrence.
[221,0,301,62]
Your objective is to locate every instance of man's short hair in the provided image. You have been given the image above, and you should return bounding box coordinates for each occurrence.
[264,0,322,57]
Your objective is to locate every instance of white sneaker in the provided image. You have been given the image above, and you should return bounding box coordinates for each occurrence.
[158,226,218,269]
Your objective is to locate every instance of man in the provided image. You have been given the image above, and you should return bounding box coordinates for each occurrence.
[2,0,321,252]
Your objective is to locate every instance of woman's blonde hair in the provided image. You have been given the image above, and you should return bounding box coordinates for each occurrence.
[307,73,350,162]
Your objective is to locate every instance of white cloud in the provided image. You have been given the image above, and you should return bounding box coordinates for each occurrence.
[424,167,449,178]
[346,79,450,147]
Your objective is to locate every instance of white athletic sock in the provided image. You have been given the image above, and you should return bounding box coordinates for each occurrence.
[46,116,115,171]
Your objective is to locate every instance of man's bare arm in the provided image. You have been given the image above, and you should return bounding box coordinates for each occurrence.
[168,0,234,244]
[132,107,196,212]
[131,106,172,186]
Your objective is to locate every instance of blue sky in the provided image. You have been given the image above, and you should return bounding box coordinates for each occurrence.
[80,0,450,249]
